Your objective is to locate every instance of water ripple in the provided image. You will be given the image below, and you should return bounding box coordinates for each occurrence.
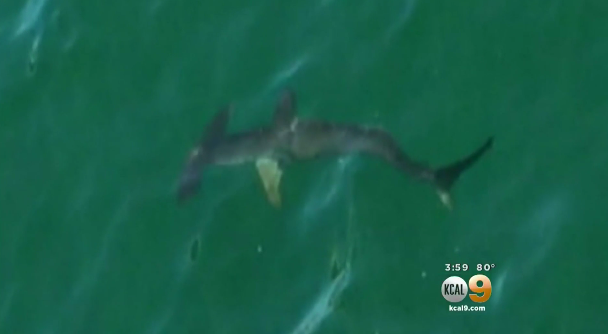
[383,0,417,45]
[287,262,352,334]
[295,156,359,236]
[41,195,132,334]
[0,284,18,331]
[491,190,569,307]
[13,0,48,39]
[267,54,312,91]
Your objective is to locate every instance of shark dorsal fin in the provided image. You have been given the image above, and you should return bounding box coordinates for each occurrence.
[201,104,232,148]
[273,89,296,130]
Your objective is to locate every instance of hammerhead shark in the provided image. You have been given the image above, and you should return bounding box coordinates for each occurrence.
[177,89,493,210]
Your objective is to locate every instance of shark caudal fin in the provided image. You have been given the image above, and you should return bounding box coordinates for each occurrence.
[433,136,494,210]
[177,105,233,203]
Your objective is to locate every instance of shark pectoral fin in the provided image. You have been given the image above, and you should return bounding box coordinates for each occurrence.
[255,158,283,208]
[437,190,453,211]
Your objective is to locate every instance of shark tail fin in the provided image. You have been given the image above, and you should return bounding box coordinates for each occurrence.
[432,137,494,210]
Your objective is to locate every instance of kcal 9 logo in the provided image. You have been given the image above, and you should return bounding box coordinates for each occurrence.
[442,274,492,303]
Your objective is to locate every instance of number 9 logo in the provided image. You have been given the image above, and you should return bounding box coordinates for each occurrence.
[468,274,492,303]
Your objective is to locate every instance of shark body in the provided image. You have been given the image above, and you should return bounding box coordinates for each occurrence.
[177,90,493,209]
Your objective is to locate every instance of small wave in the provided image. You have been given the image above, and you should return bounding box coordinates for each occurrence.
[516,191,567,271]
[383,0,417,45]
[287,248,353,334]
[295,156,358,234]
[267,54,312,90]
[12,0,48,39]
[0,284,18,331]
[489,267,509,307]
[491,191,569,308]
[145,307,174,334]
[146,0,166,17]
[41,195,131,334]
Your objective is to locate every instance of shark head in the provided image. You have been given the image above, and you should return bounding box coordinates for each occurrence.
[176,92,296,204]
[176,104,233,203]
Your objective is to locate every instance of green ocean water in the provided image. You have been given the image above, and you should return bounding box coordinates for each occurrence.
[1,0,607,333]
